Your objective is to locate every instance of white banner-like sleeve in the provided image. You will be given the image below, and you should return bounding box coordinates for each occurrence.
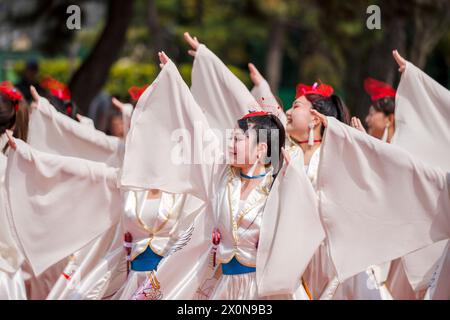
[251,79,287,127]
[393,61,450,171]
[257,152,325,296]
[121,60,221,202]
[318,117,450,281]
[28,97,123,167]
[6,140,122,276]
[191,44,260,133]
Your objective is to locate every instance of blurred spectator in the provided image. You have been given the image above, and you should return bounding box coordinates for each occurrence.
[15,59,46,103]
[105,108,124,138]
[88,91,112,132]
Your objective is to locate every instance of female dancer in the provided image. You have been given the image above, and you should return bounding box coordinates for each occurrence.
[351,77,396,143]
[119,51,313,299]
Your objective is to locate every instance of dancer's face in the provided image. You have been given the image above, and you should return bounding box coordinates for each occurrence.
[228,125,263,168]
[286,95,313,141]
[365,106,391,139]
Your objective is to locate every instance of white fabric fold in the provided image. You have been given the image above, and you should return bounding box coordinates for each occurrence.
[318,117,450,282]
[257,151,325,296]
[392,61,450,171]
[191,44,260,134]
[121,60,220,202]
[28,97,123,167]
[392,61,450,293]
[5,139,122,276]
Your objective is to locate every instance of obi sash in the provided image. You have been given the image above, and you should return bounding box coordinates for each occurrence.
[131,246,163,272]
[221,257,256,275]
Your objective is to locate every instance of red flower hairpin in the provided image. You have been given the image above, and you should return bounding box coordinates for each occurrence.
[0,81,23,111]
[128,85,149,102]
[295,82,334,99]
[364,77,396,101]
[241,110,270,119]
[40,76,71,101]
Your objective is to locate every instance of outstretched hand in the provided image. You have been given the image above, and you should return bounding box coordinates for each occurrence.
[112,97,125,112]
[351,117,367,133]
[5,130,16,150]
[248,63,263,87]
[393,50,406,73]
[158,51,170,69]
[30,85,40,109]
[183,32,200,57]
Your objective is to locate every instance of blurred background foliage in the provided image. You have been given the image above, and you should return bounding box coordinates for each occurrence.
[1,0,449,118]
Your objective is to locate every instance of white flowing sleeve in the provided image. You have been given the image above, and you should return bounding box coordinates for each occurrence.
[392,61,450,292]
[257,152,325,296]
[120,60,223,202]
[5,139,122,276]
[318,117,450,282]
[191,44,260,133]
[251,79,287,127]
[27,97,124,167]
[393,61,450,171]
[77,115,95,128]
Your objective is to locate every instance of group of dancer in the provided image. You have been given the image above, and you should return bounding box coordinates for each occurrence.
[0,32,448,300]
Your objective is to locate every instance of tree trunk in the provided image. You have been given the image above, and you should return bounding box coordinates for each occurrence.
[409,0,450,69]
[147,0,165,62]
[69,0,134,114]
[344,1,408,119]
[265,18,286,93]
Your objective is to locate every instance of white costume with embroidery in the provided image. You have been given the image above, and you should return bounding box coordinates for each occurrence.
[112,191,201,299]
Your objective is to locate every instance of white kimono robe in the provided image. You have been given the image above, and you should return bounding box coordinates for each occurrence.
[191,44,260,136]
[112,191,203,300]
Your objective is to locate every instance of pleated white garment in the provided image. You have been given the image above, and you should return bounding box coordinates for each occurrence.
[5,139,122,277]
[317,117,449,283]
[27,96,124,167]
[392,61,450,299]
[0,134,26,299]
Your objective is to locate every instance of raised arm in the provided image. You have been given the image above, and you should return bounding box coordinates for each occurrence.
[120,52,222,202]
[185,32,260,134]
[248,63,287,127]
[5,138,122,276]
[27,87,123,167]
[391,49,450,171]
